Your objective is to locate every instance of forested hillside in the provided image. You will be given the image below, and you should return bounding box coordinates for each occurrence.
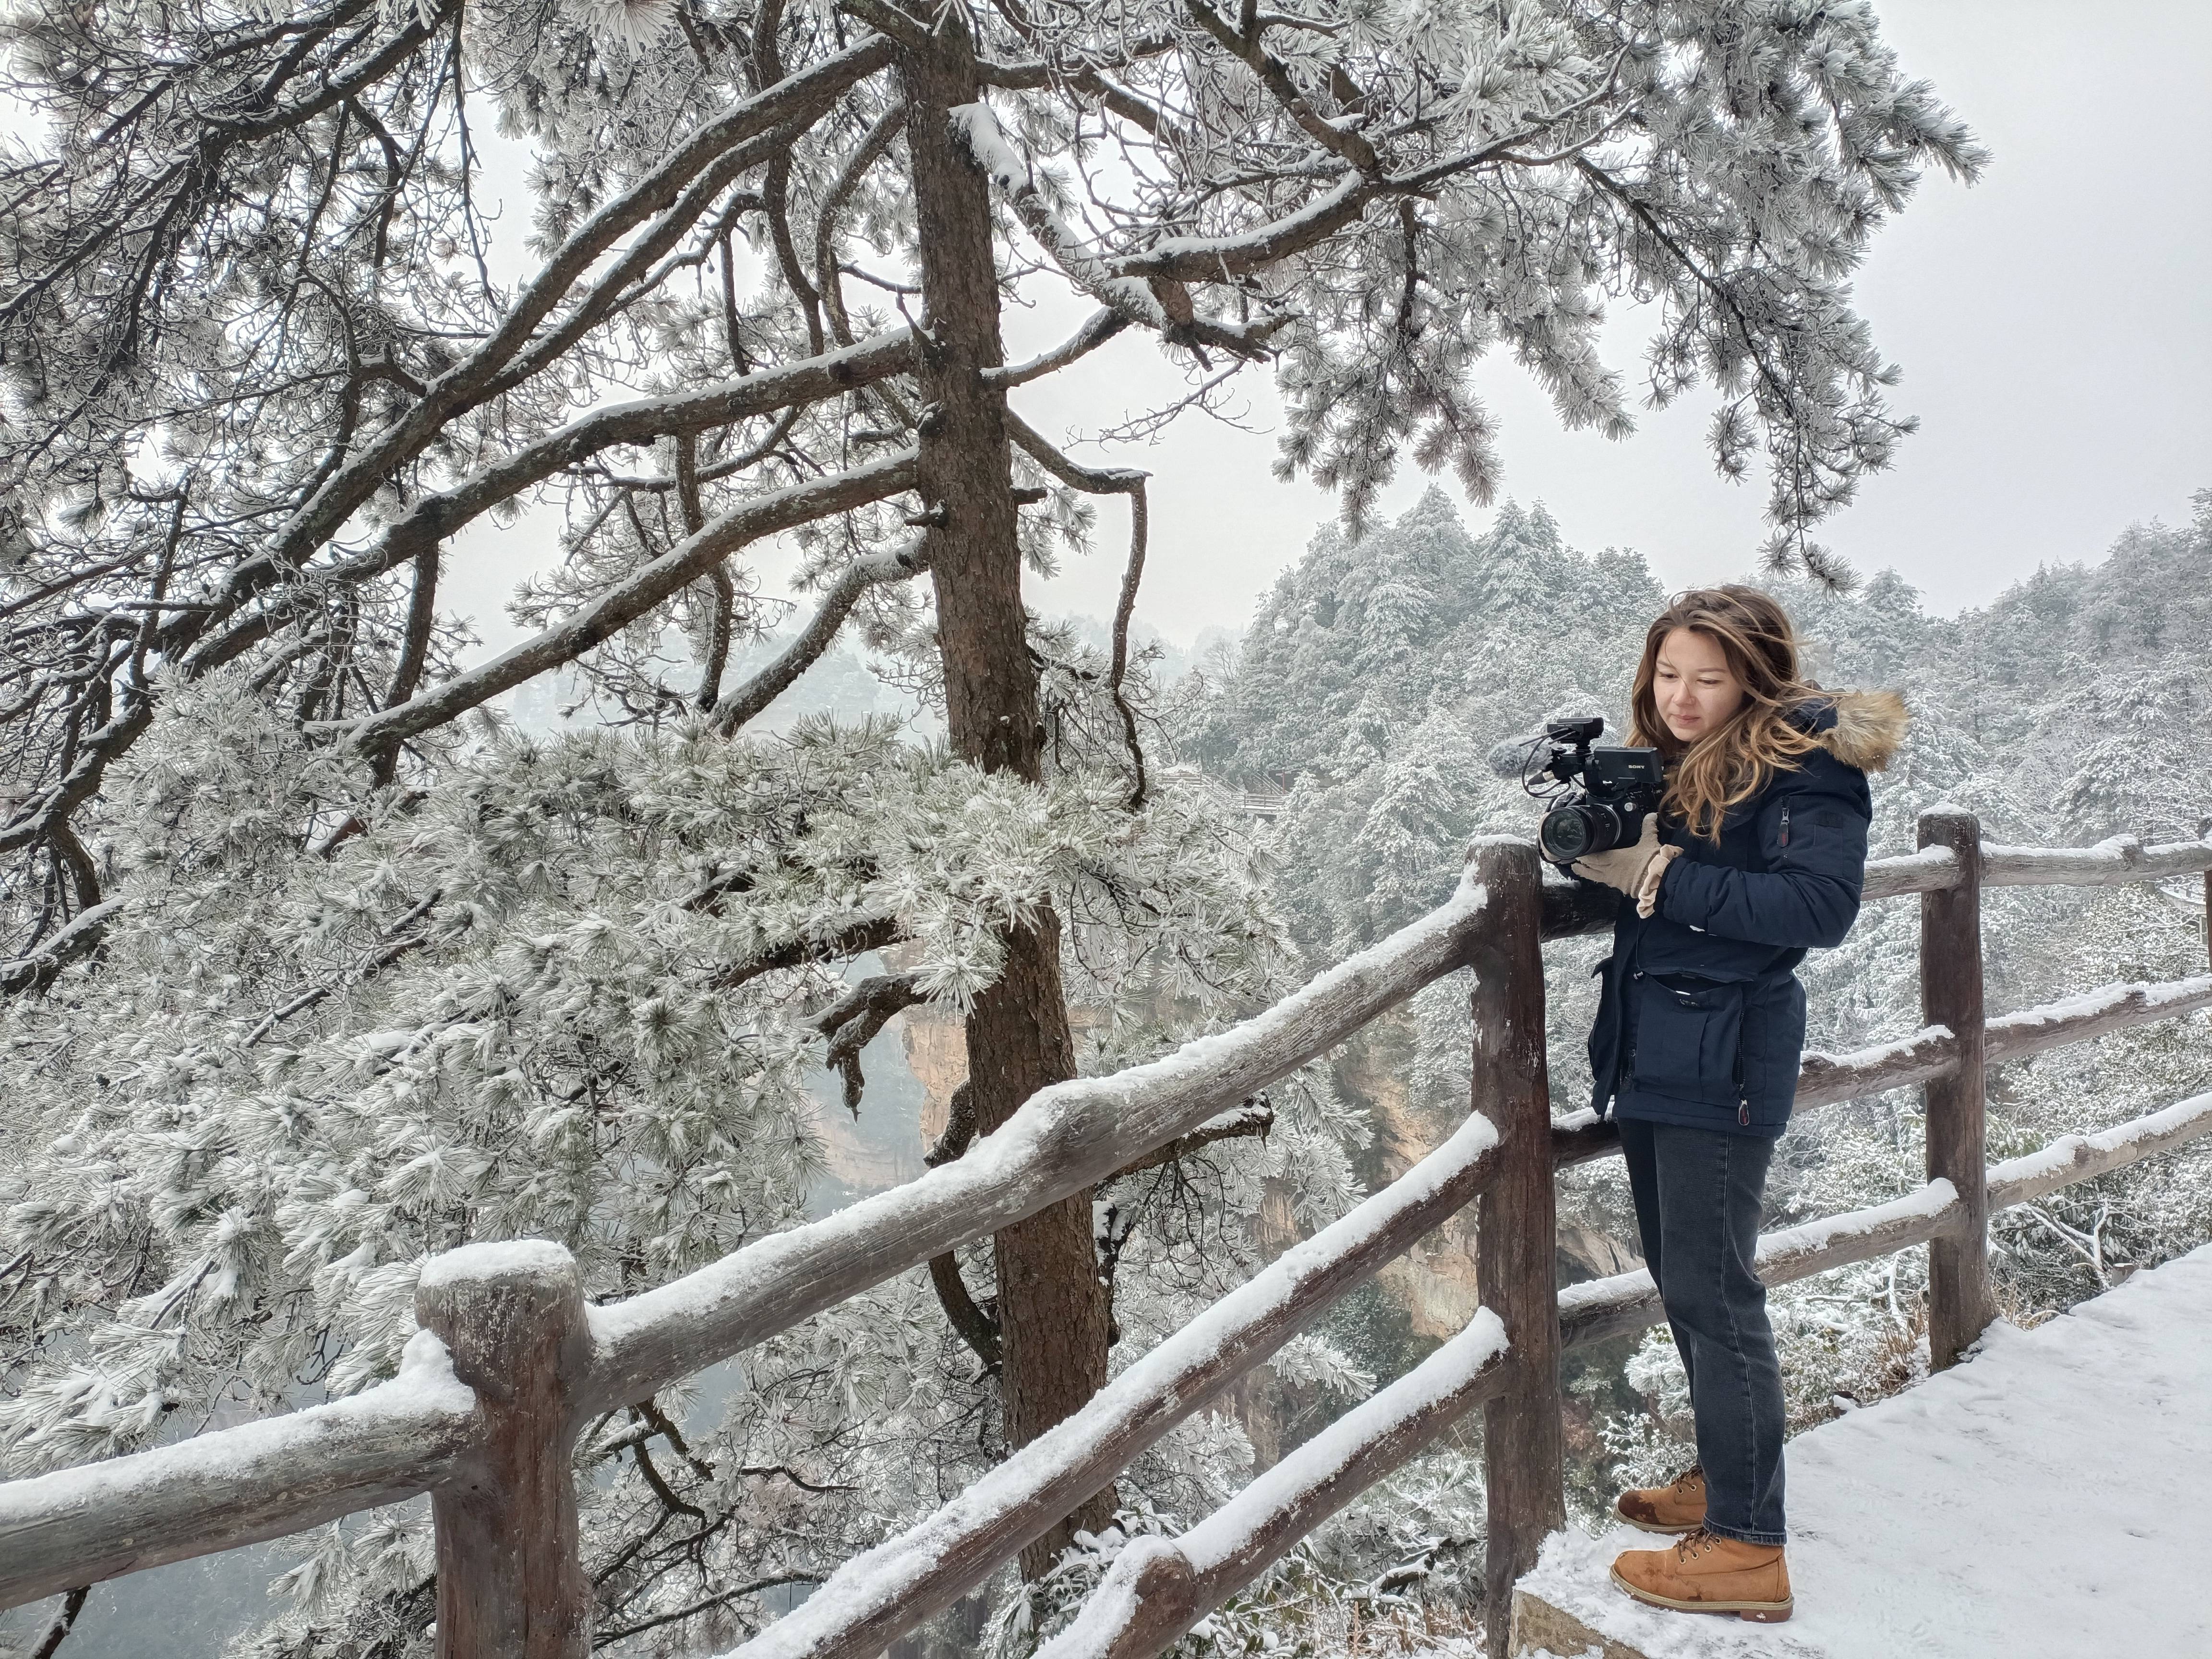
[1172,486,2212,1510]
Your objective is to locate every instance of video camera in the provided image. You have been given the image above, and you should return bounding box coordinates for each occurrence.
[1520,717,1667,870]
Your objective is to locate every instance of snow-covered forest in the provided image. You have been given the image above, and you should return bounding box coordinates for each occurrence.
[0,0,2203,1651]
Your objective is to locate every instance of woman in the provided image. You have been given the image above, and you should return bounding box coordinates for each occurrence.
[1568,586,1906,1624]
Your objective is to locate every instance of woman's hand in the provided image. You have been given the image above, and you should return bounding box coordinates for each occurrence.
[1572,817,1683,918]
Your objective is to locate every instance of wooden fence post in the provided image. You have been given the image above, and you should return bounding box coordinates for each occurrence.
[417,1241,592,1659]
[1919,809,1996,1369]
[2199,816,2211,974]
[1467,840,1564,1659]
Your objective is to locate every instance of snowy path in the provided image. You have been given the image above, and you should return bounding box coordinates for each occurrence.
[1514,1242,2212,1659]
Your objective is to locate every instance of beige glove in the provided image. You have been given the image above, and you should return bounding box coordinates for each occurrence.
[1571,817,1682,919]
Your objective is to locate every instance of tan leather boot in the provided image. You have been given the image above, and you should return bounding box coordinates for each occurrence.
[1613,1465,1706,1534]
[1610,1527,1792,1622]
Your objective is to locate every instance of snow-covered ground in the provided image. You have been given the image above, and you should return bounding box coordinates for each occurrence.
[1516,1242,2212,1658]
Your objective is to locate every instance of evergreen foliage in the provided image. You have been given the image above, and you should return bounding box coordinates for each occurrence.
[0,643,1384,1653]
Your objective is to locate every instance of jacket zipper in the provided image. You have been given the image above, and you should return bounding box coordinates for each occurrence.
[1735,1016,1749,1126]
[1778,802,1791,848]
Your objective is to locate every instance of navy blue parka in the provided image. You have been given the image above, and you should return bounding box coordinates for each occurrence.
[1584,692,1901,1138]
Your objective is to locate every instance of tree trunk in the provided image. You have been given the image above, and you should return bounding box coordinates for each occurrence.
[895,9,1114,1576]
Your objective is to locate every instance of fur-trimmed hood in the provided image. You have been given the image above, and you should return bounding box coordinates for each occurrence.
[1792,688,1910,773]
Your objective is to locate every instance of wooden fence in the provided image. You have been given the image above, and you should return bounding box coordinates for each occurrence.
[4,814,2212,1659]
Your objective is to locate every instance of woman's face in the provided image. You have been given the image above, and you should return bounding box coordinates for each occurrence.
[1652,627,1747,744]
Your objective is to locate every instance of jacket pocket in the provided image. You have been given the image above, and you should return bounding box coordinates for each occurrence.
[1741,976,1809,1126]
[1630,976,1745,1102]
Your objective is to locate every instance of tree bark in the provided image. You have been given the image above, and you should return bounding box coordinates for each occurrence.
[894,7,1113,1576]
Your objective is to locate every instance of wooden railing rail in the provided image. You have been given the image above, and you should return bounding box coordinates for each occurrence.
[1978,833,2212,890]
[2,821,2208,1659]
[0,868,1495,1627]
[1551,972,2212,1167]
[1033,1313,1515,1659]
[1543,818,2212,1169]
[1540,830,2212,932]
[727,1112,1505,1659]
[1559,1085,2212,1354]
[0,1334,477,1611]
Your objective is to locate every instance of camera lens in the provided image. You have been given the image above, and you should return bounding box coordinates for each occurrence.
[1540,805,1598,862]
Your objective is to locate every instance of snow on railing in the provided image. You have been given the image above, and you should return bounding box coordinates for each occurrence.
[1861,830,2212,900]
[1988,1089,2212,1210]
[1859,844,1961,901]
[1981,832,2212,889]
[1988,973,2212,1061]
[1557,1180,1965,1352]
[725,1112,1503,1659]
[1035,1310,1513,1659]
[0,1333,478,1611]
[3,819,2210,1659]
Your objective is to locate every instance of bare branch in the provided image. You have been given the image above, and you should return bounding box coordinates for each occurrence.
[1108,483,1151,810]
[0,898,125,993]
[923,1081,978,1168]
[913,1076,1002,1368]
[814,102,908,345]
[240,889,443,1045]
[813,972,929,1114]
[705,913,906,992]
[327,450,919,754]
[30,1585,89,1659]
[927,1250,1003,1370]
[1107,1101,1273,1182]
[1001,409,1145,496]
[711,537,930,735]
[984,308,1130,388]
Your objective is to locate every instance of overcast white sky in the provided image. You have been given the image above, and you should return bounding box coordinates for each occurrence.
[392,2,2212,652]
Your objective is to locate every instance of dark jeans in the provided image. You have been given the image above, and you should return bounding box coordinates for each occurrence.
[1617,1118,1787,1546]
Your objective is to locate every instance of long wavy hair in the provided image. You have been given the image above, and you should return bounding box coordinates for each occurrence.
[1627,586,1822,841]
